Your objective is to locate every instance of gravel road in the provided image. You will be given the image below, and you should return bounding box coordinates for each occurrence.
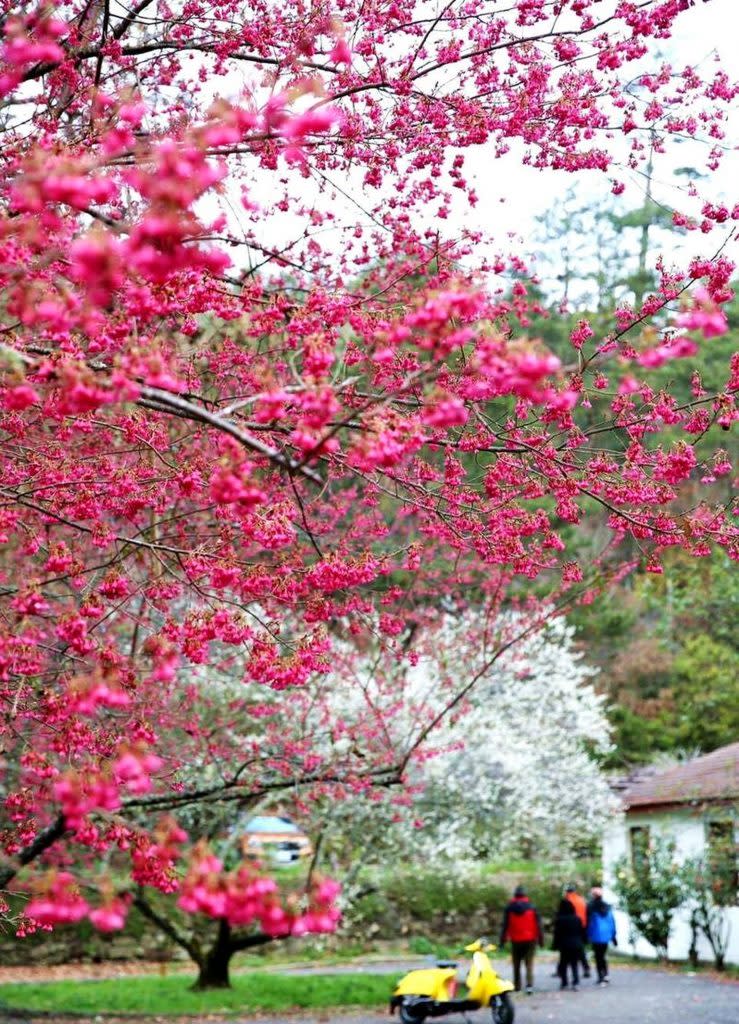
[222,962,739,1024]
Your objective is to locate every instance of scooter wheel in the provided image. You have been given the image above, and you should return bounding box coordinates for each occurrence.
[491,992,514,1024]
[399,1002,427,1024]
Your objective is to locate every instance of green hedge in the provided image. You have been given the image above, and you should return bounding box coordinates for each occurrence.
[1,863,595,964]
[344,867,565,944]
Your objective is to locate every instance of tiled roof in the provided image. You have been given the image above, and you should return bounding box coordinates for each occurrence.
[621,743,739,810]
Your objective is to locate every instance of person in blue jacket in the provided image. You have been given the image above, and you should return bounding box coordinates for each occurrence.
[586,887,617,985]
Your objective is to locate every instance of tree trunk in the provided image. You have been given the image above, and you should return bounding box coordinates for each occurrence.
[633,131,655,313]
[192,921,233,990]
[194,950,232,990]
[688,913,699,968]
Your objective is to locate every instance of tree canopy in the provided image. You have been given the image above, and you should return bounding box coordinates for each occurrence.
[0,0,736,958]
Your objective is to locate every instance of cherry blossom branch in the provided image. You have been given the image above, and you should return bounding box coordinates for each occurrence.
[0,815,67,890]
[137,387,322,485]
[120,763,402,814]
[132,890,204,966]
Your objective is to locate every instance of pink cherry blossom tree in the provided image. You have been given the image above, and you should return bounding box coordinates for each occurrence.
[0,0,737,986]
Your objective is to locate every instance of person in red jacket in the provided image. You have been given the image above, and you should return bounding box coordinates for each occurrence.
[499,885,544,994]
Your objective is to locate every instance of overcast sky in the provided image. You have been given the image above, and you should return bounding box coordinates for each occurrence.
[461,0,738,241]
[210,0,738,291]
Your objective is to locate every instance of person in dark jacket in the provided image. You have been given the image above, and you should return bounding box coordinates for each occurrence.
[499,885,544,994]
[564,883,591,979]
[552,898,585,991]
[586,887,617,984]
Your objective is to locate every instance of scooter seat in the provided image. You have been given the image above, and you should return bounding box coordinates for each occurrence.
[435,960,458,968]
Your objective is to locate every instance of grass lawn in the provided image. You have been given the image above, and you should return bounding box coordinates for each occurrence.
[0,971,401,1016]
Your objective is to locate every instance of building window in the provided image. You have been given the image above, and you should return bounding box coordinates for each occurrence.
[706,820,738,906]
[630,825,651,874]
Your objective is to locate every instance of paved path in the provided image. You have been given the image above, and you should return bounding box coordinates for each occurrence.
[226,963,738,1024]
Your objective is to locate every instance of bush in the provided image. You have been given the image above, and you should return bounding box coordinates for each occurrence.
[683,858,732,971]
[612,837,687,959]
[344,866,503,942]
[518,880,561,926]
[343,865,567,946]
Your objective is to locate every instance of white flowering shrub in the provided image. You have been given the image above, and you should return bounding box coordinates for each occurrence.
[274,614,619,867]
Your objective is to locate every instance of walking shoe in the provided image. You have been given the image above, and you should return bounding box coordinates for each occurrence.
[572,985,579,992]
[525,986,533,995]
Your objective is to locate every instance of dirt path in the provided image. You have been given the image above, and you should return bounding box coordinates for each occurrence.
[0,962,193,985]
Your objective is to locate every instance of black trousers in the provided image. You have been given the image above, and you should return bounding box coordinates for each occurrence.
[558,951,580,988]
[592,942,609,981]
[556,948,589,976]
[511,941,536,991]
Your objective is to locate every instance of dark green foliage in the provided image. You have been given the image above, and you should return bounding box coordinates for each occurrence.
[669,637,739,752]
[581,551,739,767]
[346,867,510,939]
[344,866,569,945]
[683,856,734,971]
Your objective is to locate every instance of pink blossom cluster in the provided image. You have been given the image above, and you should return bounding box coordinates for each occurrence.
[54,772,121,830]
[348,417,426,470]
[53,745,161,828]
[654,443,697,485]
[114,745,163,795]
[178,849,341,935]
[25,872,90,927]
[469,337,574,406]
[131,820,188,892]
[422,392,469,428]
[0,14,66,96]
[88,898,130,933]
[246,631,332,689]
[210,463,267,506]
[637,335,699,368]
[676,286,729,338]
[26,871,131,933]
[68,674,131,716]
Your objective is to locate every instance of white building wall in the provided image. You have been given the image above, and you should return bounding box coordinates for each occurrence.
[602,809,739,965]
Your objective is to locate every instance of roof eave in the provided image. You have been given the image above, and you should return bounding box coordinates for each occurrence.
[624,796,739,814]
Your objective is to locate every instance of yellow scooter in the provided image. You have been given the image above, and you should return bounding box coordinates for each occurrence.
[390,939,515,1024]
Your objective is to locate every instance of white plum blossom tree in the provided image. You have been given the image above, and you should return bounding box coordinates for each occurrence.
[278,614,618,869]
[417,618,617,859]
